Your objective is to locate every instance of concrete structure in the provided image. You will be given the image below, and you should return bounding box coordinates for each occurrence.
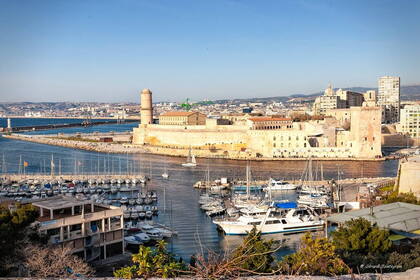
[159,111,206,125]
[378,76,400,123]
[140,88,153,125]
[313,85,364,115]
[32,196,124,262]
[132,89,382,159]
[398,105,420,138]
[327,202,420,234]
[395,156,420,198]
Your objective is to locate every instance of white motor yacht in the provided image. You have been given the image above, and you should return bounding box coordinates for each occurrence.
[264,178,298,191]
[214,207,324,235]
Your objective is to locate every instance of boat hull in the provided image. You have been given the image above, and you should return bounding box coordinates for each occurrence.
[215,221,324,235]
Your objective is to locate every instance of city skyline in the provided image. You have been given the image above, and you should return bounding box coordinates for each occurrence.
[1,0,419,102]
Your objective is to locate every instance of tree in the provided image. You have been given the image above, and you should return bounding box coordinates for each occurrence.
[24,244,93,278]
[331,218,392,270]
[279,233,349,276]
[0,204,38,276]
[230,226,275,273]
[190,227,279,278]
[331,218,391,255]
[387,243,420,272]
[114,240,185,279]
[383,191,419,205]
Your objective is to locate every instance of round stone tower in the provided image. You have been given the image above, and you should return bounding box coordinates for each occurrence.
[140,88,153,125]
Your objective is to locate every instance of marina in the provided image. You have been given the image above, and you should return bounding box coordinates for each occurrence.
[0,123,401,261]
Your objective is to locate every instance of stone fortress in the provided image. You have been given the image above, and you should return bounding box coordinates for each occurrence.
[132,89,382,160]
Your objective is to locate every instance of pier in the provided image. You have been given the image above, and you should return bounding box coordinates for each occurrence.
[1,119,138,133]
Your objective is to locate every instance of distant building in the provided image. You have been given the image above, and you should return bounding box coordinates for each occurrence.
[32,196,124,262]
[242,107,253,113]
[377,76,400,123]
[398,105,420,138]
[247,117,293,130]
[159,111,207,125]
[313,85,364,115]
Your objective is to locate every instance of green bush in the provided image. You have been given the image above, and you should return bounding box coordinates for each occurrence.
[279,233,349,275]
[114,241,185,279]
[331,218,391,271]
[231,226,275,273]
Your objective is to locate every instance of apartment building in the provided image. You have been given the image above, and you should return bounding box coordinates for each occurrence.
[32,196,124,262]
[378,76,400,123]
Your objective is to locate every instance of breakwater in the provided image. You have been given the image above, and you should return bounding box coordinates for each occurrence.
[2,134,146,154]
[1,119,138,133]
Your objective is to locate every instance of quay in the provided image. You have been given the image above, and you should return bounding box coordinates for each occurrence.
[2,133,399,161]
[1,173,149,182]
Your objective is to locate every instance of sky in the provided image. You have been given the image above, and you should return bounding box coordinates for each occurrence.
[0,0,419,103]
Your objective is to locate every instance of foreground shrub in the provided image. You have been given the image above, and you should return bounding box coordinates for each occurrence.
[279,233,349,275]
[24,244,93,278]
[331,218,391,270]
[190,226,279,278]
[114,240,185,279]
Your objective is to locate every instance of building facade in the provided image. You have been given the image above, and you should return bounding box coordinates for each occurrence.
[398,105,420,137]
[377,76,400,123]
[159,111,207,125]
[247,117,293,130]
[32,196,124,262]
[313,85,364,115]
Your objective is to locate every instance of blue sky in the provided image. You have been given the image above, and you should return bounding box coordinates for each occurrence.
[0,0,419,102]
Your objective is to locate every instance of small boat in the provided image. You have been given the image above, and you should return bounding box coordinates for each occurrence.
[124,233,150,245]
[131,212,139,219]
[145,211,153,219]
[120,196,128,204]
[264,178,298,191]
[182,147,197,167]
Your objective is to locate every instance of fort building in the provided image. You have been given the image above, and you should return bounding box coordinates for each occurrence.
[132,89,382,160]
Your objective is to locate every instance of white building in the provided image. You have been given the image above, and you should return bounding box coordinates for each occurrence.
[398,105,420,137]
[378,76,400,123]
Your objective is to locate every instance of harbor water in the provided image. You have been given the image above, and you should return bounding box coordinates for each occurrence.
[0,119,399,260]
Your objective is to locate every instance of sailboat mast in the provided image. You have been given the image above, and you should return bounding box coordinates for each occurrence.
[246,161,250,199]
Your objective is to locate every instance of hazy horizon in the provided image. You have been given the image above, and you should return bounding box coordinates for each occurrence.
[1,0,419,103]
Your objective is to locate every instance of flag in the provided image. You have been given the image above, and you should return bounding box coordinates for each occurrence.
[78,161,83,166]
[23,161,28,167]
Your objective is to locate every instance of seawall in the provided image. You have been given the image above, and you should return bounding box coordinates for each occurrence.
[3,133,391,161]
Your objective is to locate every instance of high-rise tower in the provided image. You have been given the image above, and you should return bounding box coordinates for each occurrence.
[140,88,153,125]
[377,76,400,123]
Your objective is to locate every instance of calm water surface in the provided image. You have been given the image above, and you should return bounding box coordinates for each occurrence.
[0,120,399,260]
